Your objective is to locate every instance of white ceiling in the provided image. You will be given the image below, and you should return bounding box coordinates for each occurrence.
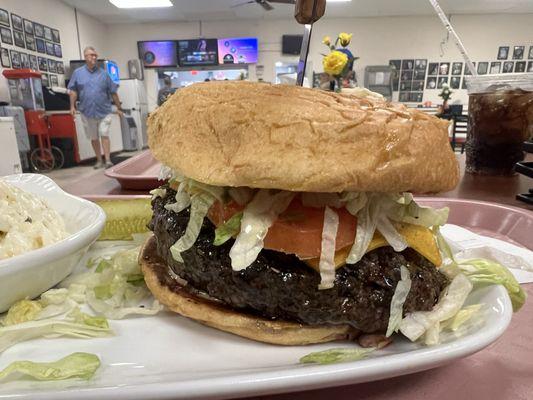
[62,0,533,24]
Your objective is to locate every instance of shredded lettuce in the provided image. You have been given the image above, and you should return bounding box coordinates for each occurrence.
[2,300,42,326]
[164,191,191,214]
[346,197,380,264]
[228,187,254,206]
[229,190,295,271]
[342,192,368,216]
[149,188,167,199]
[376,214,408,252]
[300,347,375,365]
[317,207,339,290]
[440,304,484,332]
[0,352,100,382]
[214,212,243,246]
[386,265,412,337]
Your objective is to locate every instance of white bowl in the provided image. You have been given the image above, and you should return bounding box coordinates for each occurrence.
[0,174,105,312]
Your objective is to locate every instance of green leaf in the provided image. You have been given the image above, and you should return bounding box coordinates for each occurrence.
[68,307,110,329]
[2,300,43,326]
[213,212,243,246]
[126,273,145,287]
[0,352,100,381]
[93,285,113,300]
[300,347,375,365]
[95,259,112,273]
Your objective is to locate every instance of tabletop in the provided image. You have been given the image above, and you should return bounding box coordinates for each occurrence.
[59,151,533,400]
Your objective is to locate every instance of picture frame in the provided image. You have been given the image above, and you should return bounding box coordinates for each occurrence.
[427,62,439,76]
[502,61,514,73]
[43,26,52,41]
[414,59,427,70]
[412,80,424,91]
[389,60,401,71]
[20,52,29,69]
[0,8,9,27]
[529,46,533,60]
[426,76,437,89]
[51,28,60,43]
[45,41,54,56]
[54,43,62,58]
[527,61,533,73]
[1,47,11,67]
[477,62,488,75]
[11,14,23,31]
[438,62,449,75]
[400,81,412,91]
[0,26,13,45]
[23,18,34,35]
[399,92,409,102]
[10,49,21,68]
[36,37,45,53]
[462,77,468,90]
[401,59,414,70]
[409,92,423,103]
[400,70,413,81]
[490,61,501,74]
[48,58,57,73]
[56,61,64,74]
[34,22,44,38]
[437,76,448,89]
[25,34,36,51]
[451,62,463,75]
[414,69,425,80]
[464,62,475,75]
[41,72,49,87]
[13,30,25,48]
[29,54,38,70]
[50,74,58,86]
[450,76,461,89]
[38,56,47,71]
[497,46,509,60]
[515,61,526,73]
[512,46,524,60]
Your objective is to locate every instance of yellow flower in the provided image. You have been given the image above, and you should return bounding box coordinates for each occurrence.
[323,51,348,76]
[338,32,353,47]
[322,36,331,46]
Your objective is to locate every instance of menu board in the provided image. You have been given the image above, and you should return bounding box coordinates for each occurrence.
[137,41,178,68]
[177,39,218,67]
[217,37,258,64]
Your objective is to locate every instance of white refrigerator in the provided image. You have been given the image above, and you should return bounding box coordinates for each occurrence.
[118,79,148,150]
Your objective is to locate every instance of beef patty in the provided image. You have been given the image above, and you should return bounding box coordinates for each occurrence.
[149,187,448,333]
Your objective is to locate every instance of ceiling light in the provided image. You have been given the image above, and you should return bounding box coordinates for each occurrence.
[109,0,172,9]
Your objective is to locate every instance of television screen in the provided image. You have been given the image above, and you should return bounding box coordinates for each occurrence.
[137,41,178,68]
[177,39,218,67]
[282,35,303,55]
[217,37,258,64]
[105,60,120,84]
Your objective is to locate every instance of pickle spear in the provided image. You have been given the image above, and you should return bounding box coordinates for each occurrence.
[95,198,152,240]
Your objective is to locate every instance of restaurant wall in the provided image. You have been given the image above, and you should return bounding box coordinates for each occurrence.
[0,0,108,103]
[103,13,533,111]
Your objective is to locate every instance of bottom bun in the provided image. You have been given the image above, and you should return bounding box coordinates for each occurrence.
[140,235,360,345]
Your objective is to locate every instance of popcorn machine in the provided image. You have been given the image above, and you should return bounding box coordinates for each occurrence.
[2,69,63,171]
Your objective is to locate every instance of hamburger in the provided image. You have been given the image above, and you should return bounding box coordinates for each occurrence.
[140,81,460,346]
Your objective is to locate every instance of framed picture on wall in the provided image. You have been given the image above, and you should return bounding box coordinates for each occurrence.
[36,37,45,53]
[56,62,64,74]
[20,52,29,69]
[464,62,475,75]
[0,26,13,45]
[48,58,57,73]
[11,14,23,31]
[400,70,413,81]
[51,28,60,43]
[0,9,9,27]
[414,59,427,70]
[38,56,47,71]
[451,62,463,75]
[462,77,468,90]
[13,30,25,48]
[437,76,448,89]
[50,74,58,86]
[23,18,34,35]
[450,76,461,89]
[400,81,412,91]
[477,62,488,75]
[43,26,52,41]
[54,43,62,58]
[34,22,44,38]
[389,59,401,71]
[438,62,450,75]
[29,54,38,70]
[515,61,526,73]
[527,61,533,73]
[414,69,425,80]
[45,41,54,56]
[512,46,524,60]
[1,47,11,67]
[529,46,533,60]
[427,62,439,76]
[412,80,424,91]
[497,46,509,60]
[426,76,437,89]
[41,73,49,87]
[409,92,423,103]
[399,92,409,102]
[401,59,414,70]
[10,49,21,68]
[490,61,501,74]
[25,34,36,51]
[502,61,514,73]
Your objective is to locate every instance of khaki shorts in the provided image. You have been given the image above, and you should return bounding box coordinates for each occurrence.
[81,114,113,140]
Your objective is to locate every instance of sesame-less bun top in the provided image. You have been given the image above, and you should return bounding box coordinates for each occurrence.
[148,81,459,193]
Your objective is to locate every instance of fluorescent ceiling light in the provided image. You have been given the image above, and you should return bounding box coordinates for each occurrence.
[109,0,172,8]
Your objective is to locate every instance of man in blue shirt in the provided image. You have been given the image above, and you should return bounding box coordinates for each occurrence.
[68,46,123,168]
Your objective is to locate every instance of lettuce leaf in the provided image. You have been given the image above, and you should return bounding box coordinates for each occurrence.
[386,265,412,337]
[317,207,339,290]
[300,347,375,365]
[214,212,243,246]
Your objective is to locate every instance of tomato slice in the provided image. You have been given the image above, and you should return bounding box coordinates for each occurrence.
[208,197,356,259]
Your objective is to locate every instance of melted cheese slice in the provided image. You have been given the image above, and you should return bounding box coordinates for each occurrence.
[304,222,442,272]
